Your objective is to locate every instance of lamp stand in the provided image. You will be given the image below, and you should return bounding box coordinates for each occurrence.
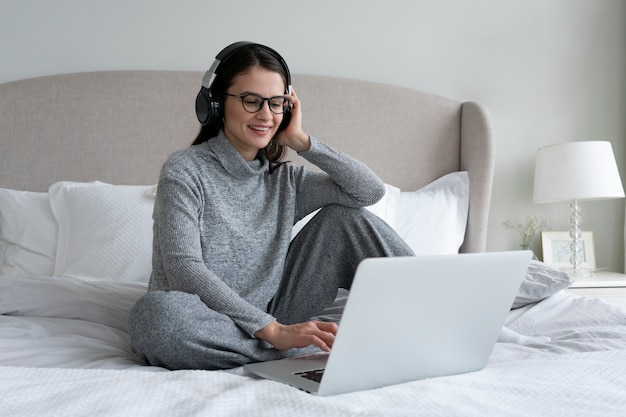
[568,199,592,277]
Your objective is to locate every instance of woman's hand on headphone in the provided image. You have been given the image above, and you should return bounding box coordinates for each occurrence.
[275,87,311,153]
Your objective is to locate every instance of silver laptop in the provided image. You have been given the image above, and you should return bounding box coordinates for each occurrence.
[244,251,532,396]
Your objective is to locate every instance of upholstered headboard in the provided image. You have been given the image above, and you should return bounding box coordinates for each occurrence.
[0,71,494,252]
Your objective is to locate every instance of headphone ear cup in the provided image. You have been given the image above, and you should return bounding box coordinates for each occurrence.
[195,87,222,126]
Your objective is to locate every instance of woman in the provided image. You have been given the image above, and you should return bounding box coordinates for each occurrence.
[128,42,413,370]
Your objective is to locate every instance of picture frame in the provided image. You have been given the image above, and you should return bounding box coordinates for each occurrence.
[541,230,596,271]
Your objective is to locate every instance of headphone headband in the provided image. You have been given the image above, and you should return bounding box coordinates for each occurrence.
[196,42,292,126]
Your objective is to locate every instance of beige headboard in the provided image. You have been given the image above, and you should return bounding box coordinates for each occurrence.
[0,71,494,252]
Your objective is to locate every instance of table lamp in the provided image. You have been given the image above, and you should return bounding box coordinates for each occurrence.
[533,141,624,277]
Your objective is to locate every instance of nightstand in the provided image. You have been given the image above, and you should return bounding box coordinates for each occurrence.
[566,271,626,310]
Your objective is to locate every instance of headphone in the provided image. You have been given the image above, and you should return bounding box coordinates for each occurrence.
[195,41,292,127]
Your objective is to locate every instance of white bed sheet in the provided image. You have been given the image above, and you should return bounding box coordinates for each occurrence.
[1,349,625,416]
[1,275,625,416]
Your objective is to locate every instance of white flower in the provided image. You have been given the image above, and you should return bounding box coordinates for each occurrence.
[503,215,550,246]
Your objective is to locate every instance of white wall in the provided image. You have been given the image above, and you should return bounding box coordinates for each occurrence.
[2,0,625,271]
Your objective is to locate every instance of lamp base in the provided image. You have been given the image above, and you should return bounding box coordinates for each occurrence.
[566,199,591,279]
[562,266,594,278]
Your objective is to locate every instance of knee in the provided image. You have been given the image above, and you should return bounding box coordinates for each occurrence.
[312,204,413,256]
[316,204,389,232]
[317,204,372,224]
[128,291,190,336]
[128,291,254,370]
[127,291,200,367]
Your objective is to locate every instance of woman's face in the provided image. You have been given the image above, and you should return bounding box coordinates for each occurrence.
[223,66,285,161]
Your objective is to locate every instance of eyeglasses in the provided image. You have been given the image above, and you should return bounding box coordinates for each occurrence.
[224,93,291,114]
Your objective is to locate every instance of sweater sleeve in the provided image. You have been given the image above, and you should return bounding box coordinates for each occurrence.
[151,172,276,337]
[294,136,386,219]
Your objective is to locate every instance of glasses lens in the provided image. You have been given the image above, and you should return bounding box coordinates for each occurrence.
[242,95,263,112]
[269,97,288,114]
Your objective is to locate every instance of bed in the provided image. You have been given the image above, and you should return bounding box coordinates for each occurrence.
[1,71,625,416]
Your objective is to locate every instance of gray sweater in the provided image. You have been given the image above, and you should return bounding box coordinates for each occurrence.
[148,131,385,336]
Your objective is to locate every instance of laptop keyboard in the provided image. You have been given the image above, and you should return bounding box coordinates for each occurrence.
[294,368,325,383]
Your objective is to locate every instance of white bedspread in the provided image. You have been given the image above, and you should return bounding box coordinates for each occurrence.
[1,275,626,416]
[1,350,625,416]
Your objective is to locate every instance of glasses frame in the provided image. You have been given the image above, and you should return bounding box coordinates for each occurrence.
[224,92,291,115]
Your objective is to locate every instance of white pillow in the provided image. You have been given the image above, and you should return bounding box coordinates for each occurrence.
[512,260,574,309]
[393,171,469,254]
[49,181,155,282]
[0,188,57,276]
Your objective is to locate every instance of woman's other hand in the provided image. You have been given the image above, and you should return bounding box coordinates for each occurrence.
[254,320,338,352]
[275,87,311,153]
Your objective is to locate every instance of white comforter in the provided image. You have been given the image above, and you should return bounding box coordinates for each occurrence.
[1,275,625,416]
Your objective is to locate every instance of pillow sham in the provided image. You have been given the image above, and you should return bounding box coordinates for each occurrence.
[2,172,467,280]
[512,260,574,309]
[49,181,155,282]
[393,171,469,254]
[0,188,57,276]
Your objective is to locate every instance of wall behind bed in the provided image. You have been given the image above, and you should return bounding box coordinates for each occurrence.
[1,0,625,272]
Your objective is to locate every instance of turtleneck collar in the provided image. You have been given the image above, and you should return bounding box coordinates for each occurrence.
[206,130,269,179]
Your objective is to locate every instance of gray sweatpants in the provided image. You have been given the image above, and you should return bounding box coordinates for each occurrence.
[128,205,413,370]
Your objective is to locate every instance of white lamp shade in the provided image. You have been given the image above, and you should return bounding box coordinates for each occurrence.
[533,141,625,203]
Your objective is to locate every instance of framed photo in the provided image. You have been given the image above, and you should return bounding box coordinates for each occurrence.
[541,230,596,270]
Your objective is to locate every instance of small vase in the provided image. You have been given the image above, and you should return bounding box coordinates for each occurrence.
[520,245,539,260]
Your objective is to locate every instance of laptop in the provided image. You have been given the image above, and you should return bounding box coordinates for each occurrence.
[244,251,532,396]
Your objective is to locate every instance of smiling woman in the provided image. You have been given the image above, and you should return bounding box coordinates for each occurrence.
[126,42,413,371]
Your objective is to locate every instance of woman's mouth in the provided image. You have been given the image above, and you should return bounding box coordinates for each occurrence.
[249,125,272,135]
